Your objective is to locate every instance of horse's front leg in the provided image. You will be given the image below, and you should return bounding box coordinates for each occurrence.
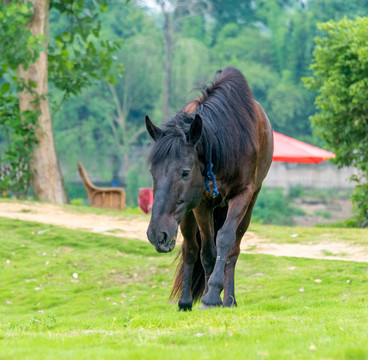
[193,203,216,295]
[201,186,254,309]
[223,187,261,307]
[178,210,199,311]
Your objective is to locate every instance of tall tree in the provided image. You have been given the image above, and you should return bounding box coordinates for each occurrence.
[156,0,211,121]
[304,17,368,223]
[51,3,164,184]
[17,0,67,203]
[1,0,122,203]
[106,33,164,180]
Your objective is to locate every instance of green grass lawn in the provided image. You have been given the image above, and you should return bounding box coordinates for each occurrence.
[249,222,368,246]
[1,216,368,359]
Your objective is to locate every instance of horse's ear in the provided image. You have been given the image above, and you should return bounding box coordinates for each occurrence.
[145,115,163,141]
[187,114,202,146]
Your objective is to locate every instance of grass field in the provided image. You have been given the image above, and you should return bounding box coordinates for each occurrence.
[1,215,368,359]
[248,222,368,246]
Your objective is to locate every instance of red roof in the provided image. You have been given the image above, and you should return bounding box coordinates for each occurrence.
[272,131,335,164]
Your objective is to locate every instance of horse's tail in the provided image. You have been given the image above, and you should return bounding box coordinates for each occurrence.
[170,206,228,303]
[169,228,205,303]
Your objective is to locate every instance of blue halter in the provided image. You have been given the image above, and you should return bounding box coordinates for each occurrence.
[204,156,219,198]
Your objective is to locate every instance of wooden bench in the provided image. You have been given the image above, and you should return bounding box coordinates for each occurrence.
[77,162,126,211]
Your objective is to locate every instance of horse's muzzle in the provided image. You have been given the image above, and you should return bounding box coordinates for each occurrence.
[147,227,177,253]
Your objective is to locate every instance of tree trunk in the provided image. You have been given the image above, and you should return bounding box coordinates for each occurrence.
[17,0,68,203]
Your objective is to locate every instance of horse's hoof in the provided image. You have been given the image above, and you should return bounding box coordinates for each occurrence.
[178,303,192,311]
[201,290,222,308]
[223,295,237,308]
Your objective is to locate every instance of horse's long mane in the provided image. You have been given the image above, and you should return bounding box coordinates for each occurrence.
[149,67,257,176]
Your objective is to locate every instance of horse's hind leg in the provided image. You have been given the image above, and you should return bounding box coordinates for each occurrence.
[222,187,260,307]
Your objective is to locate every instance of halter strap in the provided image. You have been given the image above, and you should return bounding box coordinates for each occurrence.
[204,152,219,197]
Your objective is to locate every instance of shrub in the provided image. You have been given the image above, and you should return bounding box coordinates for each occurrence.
[253,187,305,226]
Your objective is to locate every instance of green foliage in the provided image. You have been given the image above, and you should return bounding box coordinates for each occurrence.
[253,187,305,225]
[171,37,211,109]
[288,185,305,200]
[48,0,123,114]
[52,4,163,180]
[351,183,368,226]
[0,2,44,68]
[126,160,152,207]
[0,108,38,198]
[304,17,368,222]
[0,2,42,197]
[314,210,332,219]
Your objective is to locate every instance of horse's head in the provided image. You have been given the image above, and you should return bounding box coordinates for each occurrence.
[145,114,204,253]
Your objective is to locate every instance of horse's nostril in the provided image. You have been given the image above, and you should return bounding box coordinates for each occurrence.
[159,232,168,244]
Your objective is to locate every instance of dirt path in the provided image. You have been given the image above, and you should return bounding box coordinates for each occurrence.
[1,201,367,262]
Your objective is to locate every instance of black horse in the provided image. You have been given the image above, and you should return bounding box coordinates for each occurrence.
[145,67,273,310]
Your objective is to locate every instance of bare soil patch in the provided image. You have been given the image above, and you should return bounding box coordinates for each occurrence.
[1,201,367,262]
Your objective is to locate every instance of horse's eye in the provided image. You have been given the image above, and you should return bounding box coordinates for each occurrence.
[181,169,191,179]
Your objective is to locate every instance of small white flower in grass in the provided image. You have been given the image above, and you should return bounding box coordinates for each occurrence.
[309,345,317,351]
[45,261,50,266]
[112,302,118,305]
[35,287,41,291]
[38,310,44,314]
[288,266,296,270]
[106,297,110,301]
[72,273,78,279]
[290,233,298,238]
[195,333,203,337]
[314,279,322,283]
[120,293,127,298]
[42,252,47,256]
[5,259,10,264]
[346,279,351,283]
[299,287,305,292]
[6,301,12,305]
